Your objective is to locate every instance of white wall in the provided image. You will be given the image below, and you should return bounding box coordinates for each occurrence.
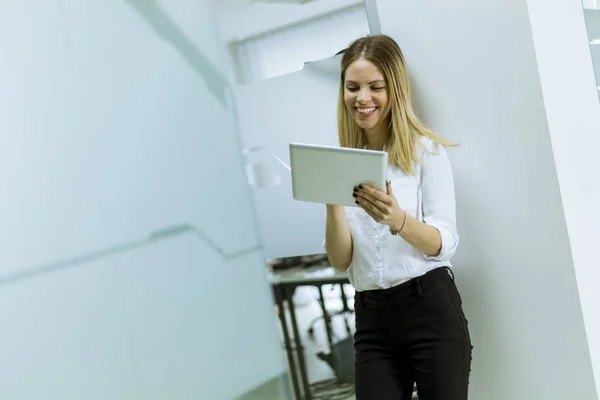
[375,0,599,399]
[214,0,363,42]
[0,1,285,399]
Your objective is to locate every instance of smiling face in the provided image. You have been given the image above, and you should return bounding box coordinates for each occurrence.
[343,58,390,141]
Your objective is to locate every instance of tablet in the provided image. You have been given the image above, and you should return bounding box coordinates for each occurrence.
[289,142,388,207]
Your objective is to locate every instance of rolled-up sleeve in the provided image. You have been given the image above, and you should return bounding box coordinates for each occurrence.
[420,143,459,261]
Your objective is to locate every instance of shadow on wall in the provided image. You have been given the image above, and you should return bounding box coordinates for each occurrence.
[126,0,230,108]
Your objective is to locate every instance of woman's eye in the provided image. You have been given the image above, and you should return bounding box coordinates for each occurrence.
[346,86,384,92]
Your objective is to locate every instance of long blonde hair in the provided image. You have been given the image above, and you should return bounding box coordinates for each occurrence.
[338,34,456,175]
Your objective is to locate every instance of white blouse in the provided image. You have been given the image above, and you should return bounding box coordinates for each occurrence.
[328,137,459,292]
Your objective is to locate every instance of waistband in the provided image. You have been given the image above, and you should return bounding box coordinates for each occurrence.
[357,267,454,303]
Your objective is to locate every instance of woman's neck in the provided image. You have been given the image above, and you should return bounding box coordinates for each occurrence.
[364,128,388,151]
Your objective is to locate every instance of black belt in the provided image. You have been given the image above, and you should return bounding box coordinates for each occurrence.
[357,266,453,304]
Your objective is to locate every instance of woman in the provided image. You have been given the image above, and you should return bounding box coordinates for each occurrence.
[325,34,472,399]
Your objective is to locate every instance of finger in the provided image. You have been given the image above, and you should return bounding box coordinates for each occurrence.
[356,185,392,208]
[357,200,380,221]
[358,184,393,205]
[355,193,386,219]
[386,179,393,196]
[356,194,385,215]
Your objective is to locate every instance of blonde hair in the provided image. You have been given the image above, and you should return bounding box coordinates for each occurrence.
[337,34,457,175]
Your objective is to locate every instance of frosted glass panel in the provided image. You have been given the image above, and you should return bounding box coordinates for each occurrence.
[0,0,285,399]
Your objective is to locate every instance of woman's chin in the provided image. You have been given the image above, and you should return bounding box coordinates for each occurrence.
[355,119,378,130]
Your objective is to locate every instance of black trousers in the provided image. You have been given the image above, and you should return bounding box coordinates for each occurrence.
[354,267,472,400]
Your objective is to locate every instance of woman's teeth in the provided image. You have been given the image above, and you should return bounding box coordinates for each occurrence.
[357,107,376,115]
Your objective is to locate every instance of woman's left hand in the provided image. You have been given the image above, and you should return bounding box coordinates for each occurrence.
[354,180,406,229]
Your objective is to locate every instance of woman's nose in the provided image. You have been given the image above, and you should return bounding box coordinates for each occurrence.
[357,90,371,103]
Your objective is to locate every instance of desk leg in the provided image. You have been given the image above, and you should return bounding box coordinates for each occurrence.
[317,286,334,348]
[286,287,311,400]
[339,283,352,335]
[274,287,302,400]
